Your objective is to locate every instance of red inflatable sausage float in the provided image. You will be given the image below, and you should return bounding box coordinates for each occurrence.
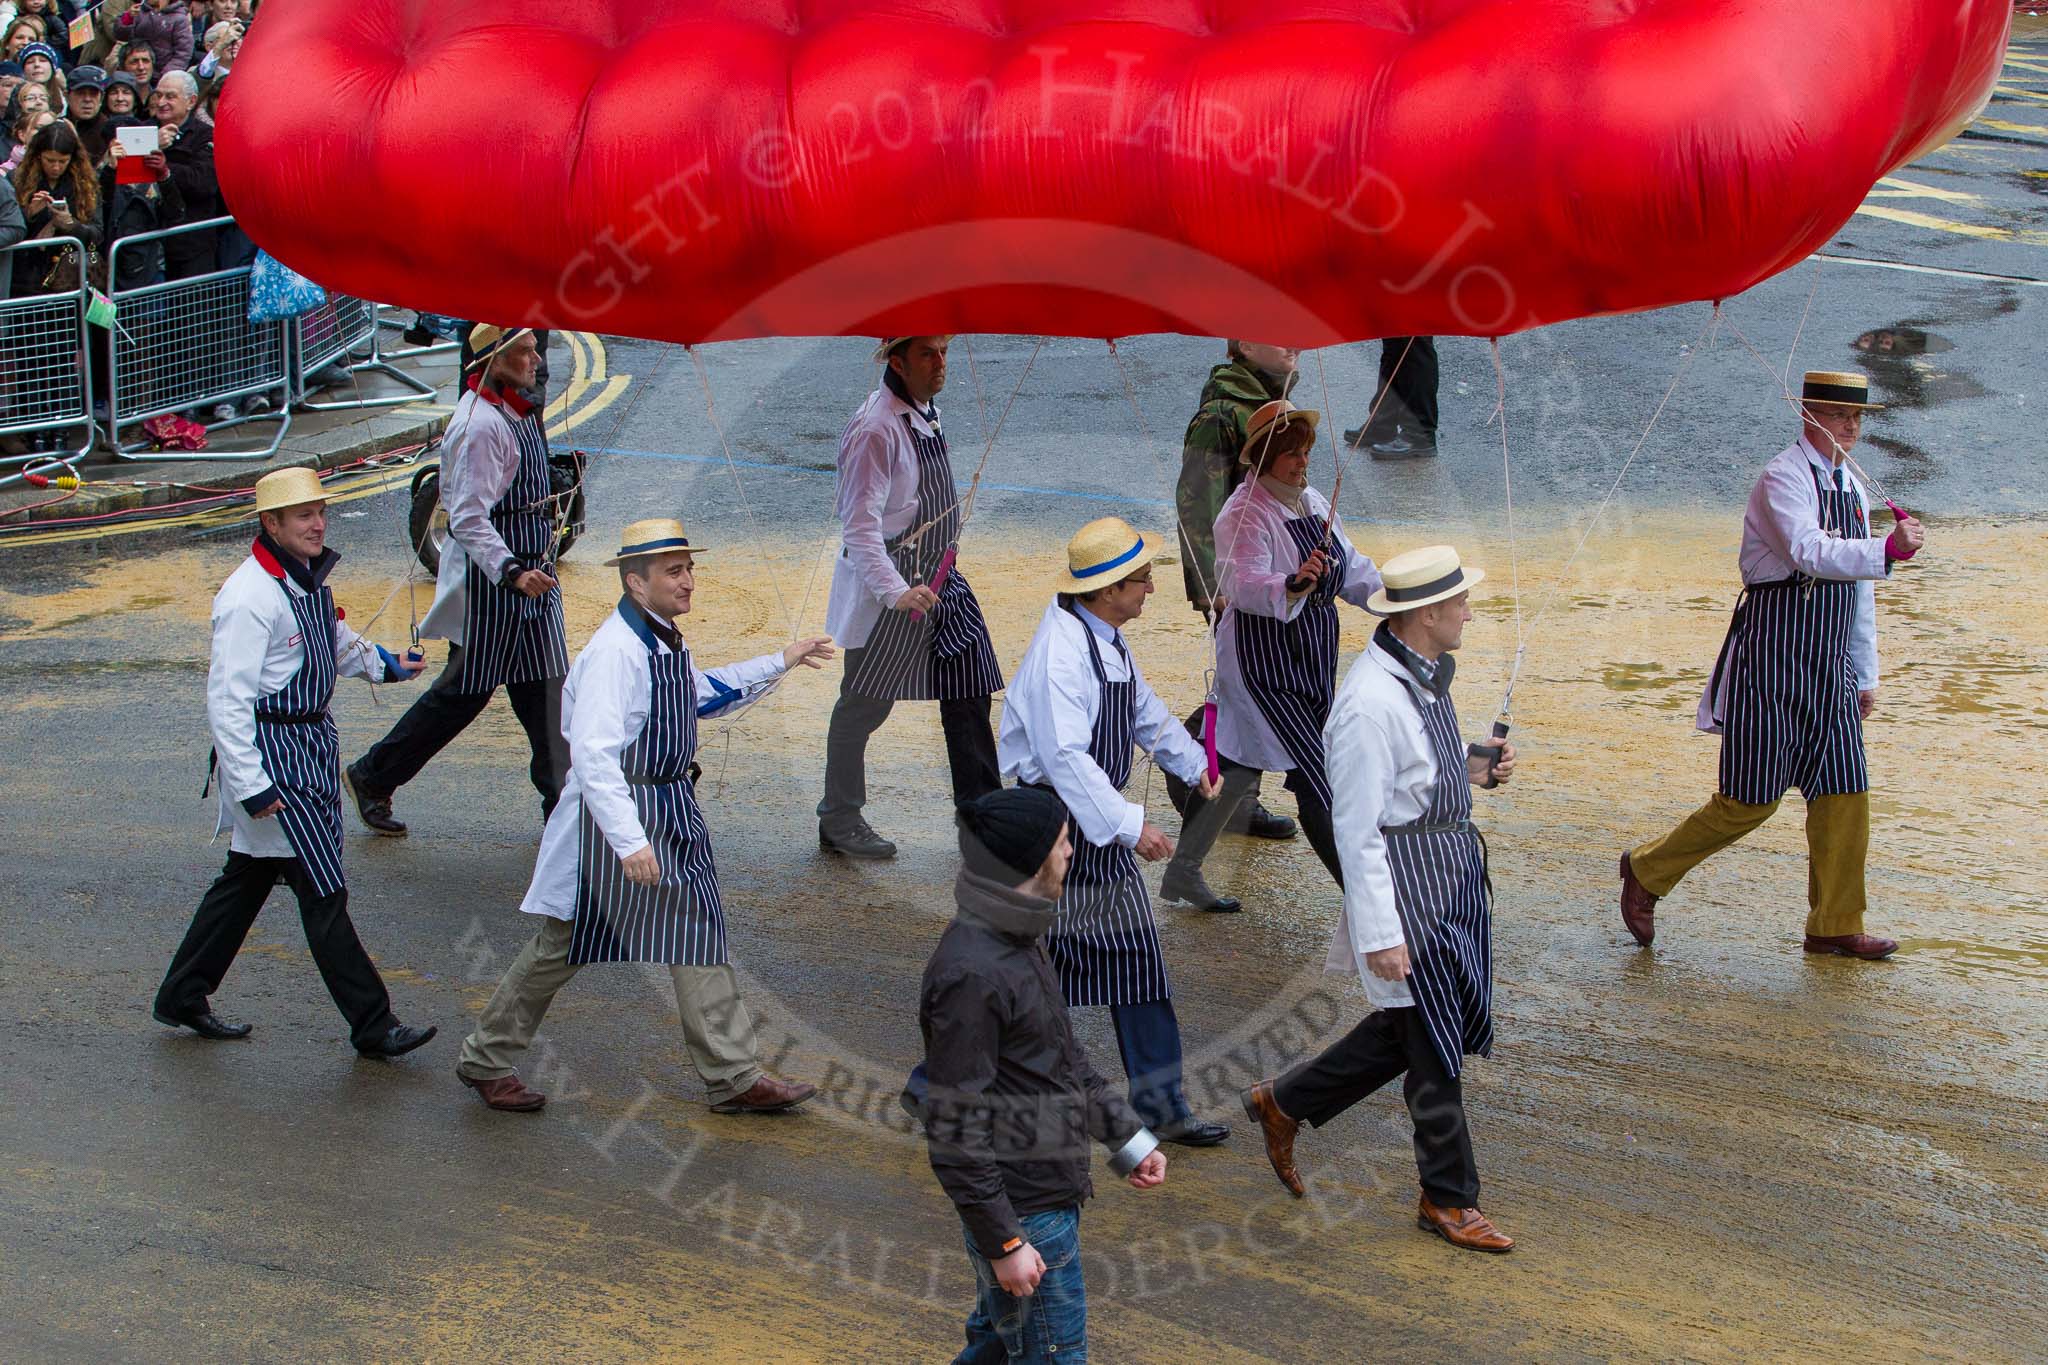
[216,1,2011,344]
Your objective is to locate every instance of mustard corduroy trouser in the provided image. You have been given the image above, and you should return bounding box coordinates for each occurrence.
[1629,789,1869,937]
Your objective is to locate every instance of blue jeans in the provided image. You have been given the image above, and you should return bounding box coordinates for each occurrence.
[956,1206,1087,1363]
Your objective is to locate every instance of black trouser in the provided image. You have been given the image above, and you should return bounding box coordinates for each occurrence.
[155,852,395,1048]
[350,645,569,817]
[817,646,1000,825]
[1286,768,1345,888]
[1372,336,1440,439]
[1274,1005,1477,1207]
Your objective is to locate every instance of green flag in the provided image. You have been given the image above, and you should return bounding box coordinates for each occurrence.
[85,290,116,329]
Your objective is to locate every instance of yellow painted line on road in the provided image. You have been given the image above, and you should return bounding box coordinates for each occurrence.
[1852,203,2048,246]
[546,331,593,419]
[1976,117,2048,136]
[2006,55,2048,75]
[1994,83,2048,105]
[1867,174,1982,203]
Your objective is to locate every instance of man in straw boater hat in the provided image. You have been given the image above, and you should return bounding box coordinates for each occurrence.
[1620,370,1926,960]
[455,519,831,1114]
[1242,545,1520,1253]
[1165,397,1384,914]
[978,516,1232,1146]
[342,325,572,838]
[154,468,438,1059]
[816,335,1005,860]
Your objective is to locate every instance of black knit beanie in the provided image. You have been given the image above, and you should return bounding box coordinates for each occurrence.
[957,787,1067,883]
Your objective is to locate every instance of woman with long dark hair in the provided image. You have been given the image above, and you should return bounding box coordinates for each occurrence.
[11,119,99,296]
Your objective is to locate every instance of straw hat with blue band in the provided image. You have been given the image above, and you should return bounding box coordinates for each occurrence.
[604,518,708,566]
[1800,370,1883,410]
[1055,516,1161,595]
[1365,544,1485,616]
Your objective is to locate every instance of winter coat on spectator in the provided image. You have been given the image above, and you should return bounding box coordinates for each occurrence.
[71,108,107,162]
[117,0,194,75]
[98,126,180,289]
[156,104,217,278]
[11,197,101,298]
[0,183,24,300]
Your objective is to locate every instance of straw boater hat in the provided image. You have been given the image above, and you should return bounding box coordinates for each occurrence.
[1240,398,1320,467]
[871,335,953,363]
[604,518,706,567]
[1365,544,1485,616]
[1800,370,1883,410]
[251,466,326,515]
[466,323,536,373]
[1055,516,1160,595]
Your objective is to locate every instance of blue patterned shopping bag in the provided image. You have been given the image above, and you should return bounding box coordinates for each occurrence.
[248,250,327,322]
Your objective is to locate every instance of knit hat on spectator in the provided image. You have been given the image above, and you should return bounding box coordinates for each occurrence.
[956,787,1068,884]
[69,66,109,91]
[0,62,22,80]
[18,43,58,71]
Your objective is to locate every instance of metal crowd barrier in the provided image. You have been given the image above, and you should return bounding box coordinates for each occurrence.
[105,216,292,462]
[293,294,435,411]
[374,302,461,363]
[0,235,97,486]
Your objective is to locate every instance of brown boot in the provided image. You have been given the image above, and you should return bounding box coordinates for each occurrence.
[710,1073,817,1114]
[1240,1081,1303,1197]
[1803,932,1898,960]
[1417,1196,1514,1252]
[459,1070,547,1112]
[1619,852,1657,946]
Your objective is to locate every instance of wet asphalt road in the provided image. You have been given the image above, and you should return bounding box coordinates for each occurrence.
[4,37,2047,1365]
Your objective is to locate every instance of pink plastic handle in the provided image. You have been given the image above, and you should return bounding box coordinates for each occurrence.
[1201,701,1220,785]
[1884,501,1919,561]
[910,545,957,623]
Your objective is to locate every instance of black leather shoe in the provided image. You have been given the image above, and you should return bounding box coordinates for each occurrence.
[1369,430,1424,460]
[819,818,897,860]
[342,764,407,837]
[1159,866,1242,914]
[153,1007,252,1040]
[1157,1114,1231,1147]
[1242,802,1298,840]
[356,1023,437,1059]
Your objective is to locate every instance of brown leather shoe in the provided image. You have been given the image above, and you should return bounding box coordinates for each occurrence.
[1803,932,1898,960]
[1240,1081,1304,1198]
[1417,1196,1514,1252]
[1619,852,1657,946]
[459,1070,546,1112]
[710,1073,816,1115]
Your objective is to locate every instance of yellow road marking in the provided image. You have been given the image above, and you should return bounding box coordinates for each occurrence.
[545,331,592,419]
[1852,203,2048,246]
[1993,83,2048,105]
[1867,174,1982,203]
[1976,117,2048,135]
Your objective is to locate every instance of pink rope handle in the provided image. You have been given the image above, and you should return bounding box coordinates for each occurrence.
[1883,500,1919,560]
[910,544,958,623]
[1201,701,1220,785]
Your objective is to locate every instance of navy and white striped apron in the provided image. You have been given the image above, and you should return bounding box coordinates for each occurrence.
[569,614,726,966]
[1710,465,1870,807]
[1235,511,1347,809]
[846,414,1004,702]
[449,410,569,694]
[1386,685,1494,1080]
[249,580,348,897]
[1042,603,1171,1008]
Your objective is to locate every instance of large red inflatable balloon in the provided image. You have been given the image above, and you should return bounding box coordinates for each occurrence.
[217,1,2011,346]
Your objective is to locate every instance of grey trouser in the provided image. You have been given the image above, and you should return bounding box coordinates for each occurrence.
[457,916,761,1102]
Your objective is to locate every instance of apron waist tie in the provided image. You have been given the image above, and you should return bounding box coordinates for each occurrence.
[625,763,701,787]
[1386,818,1477,837]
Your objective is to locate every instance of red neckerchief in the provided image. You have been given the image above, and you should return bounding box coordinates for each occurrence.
[466,371,536,418]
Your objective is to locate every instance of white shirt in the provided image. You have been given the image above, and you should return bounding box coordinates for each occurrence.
[823,385,944,649]
[1213,478,1383,771]
[1697,436,1890,732]
[521,607,787,920]
[998,599,1207,849]
[208,549,399,858]
[419,385,535,645]
[1321,638,1453,1009]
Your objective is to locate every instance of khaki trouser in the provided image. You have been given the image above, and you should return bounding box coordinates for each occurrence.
[457,915,762,1102]
[1629,790,1869,937]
